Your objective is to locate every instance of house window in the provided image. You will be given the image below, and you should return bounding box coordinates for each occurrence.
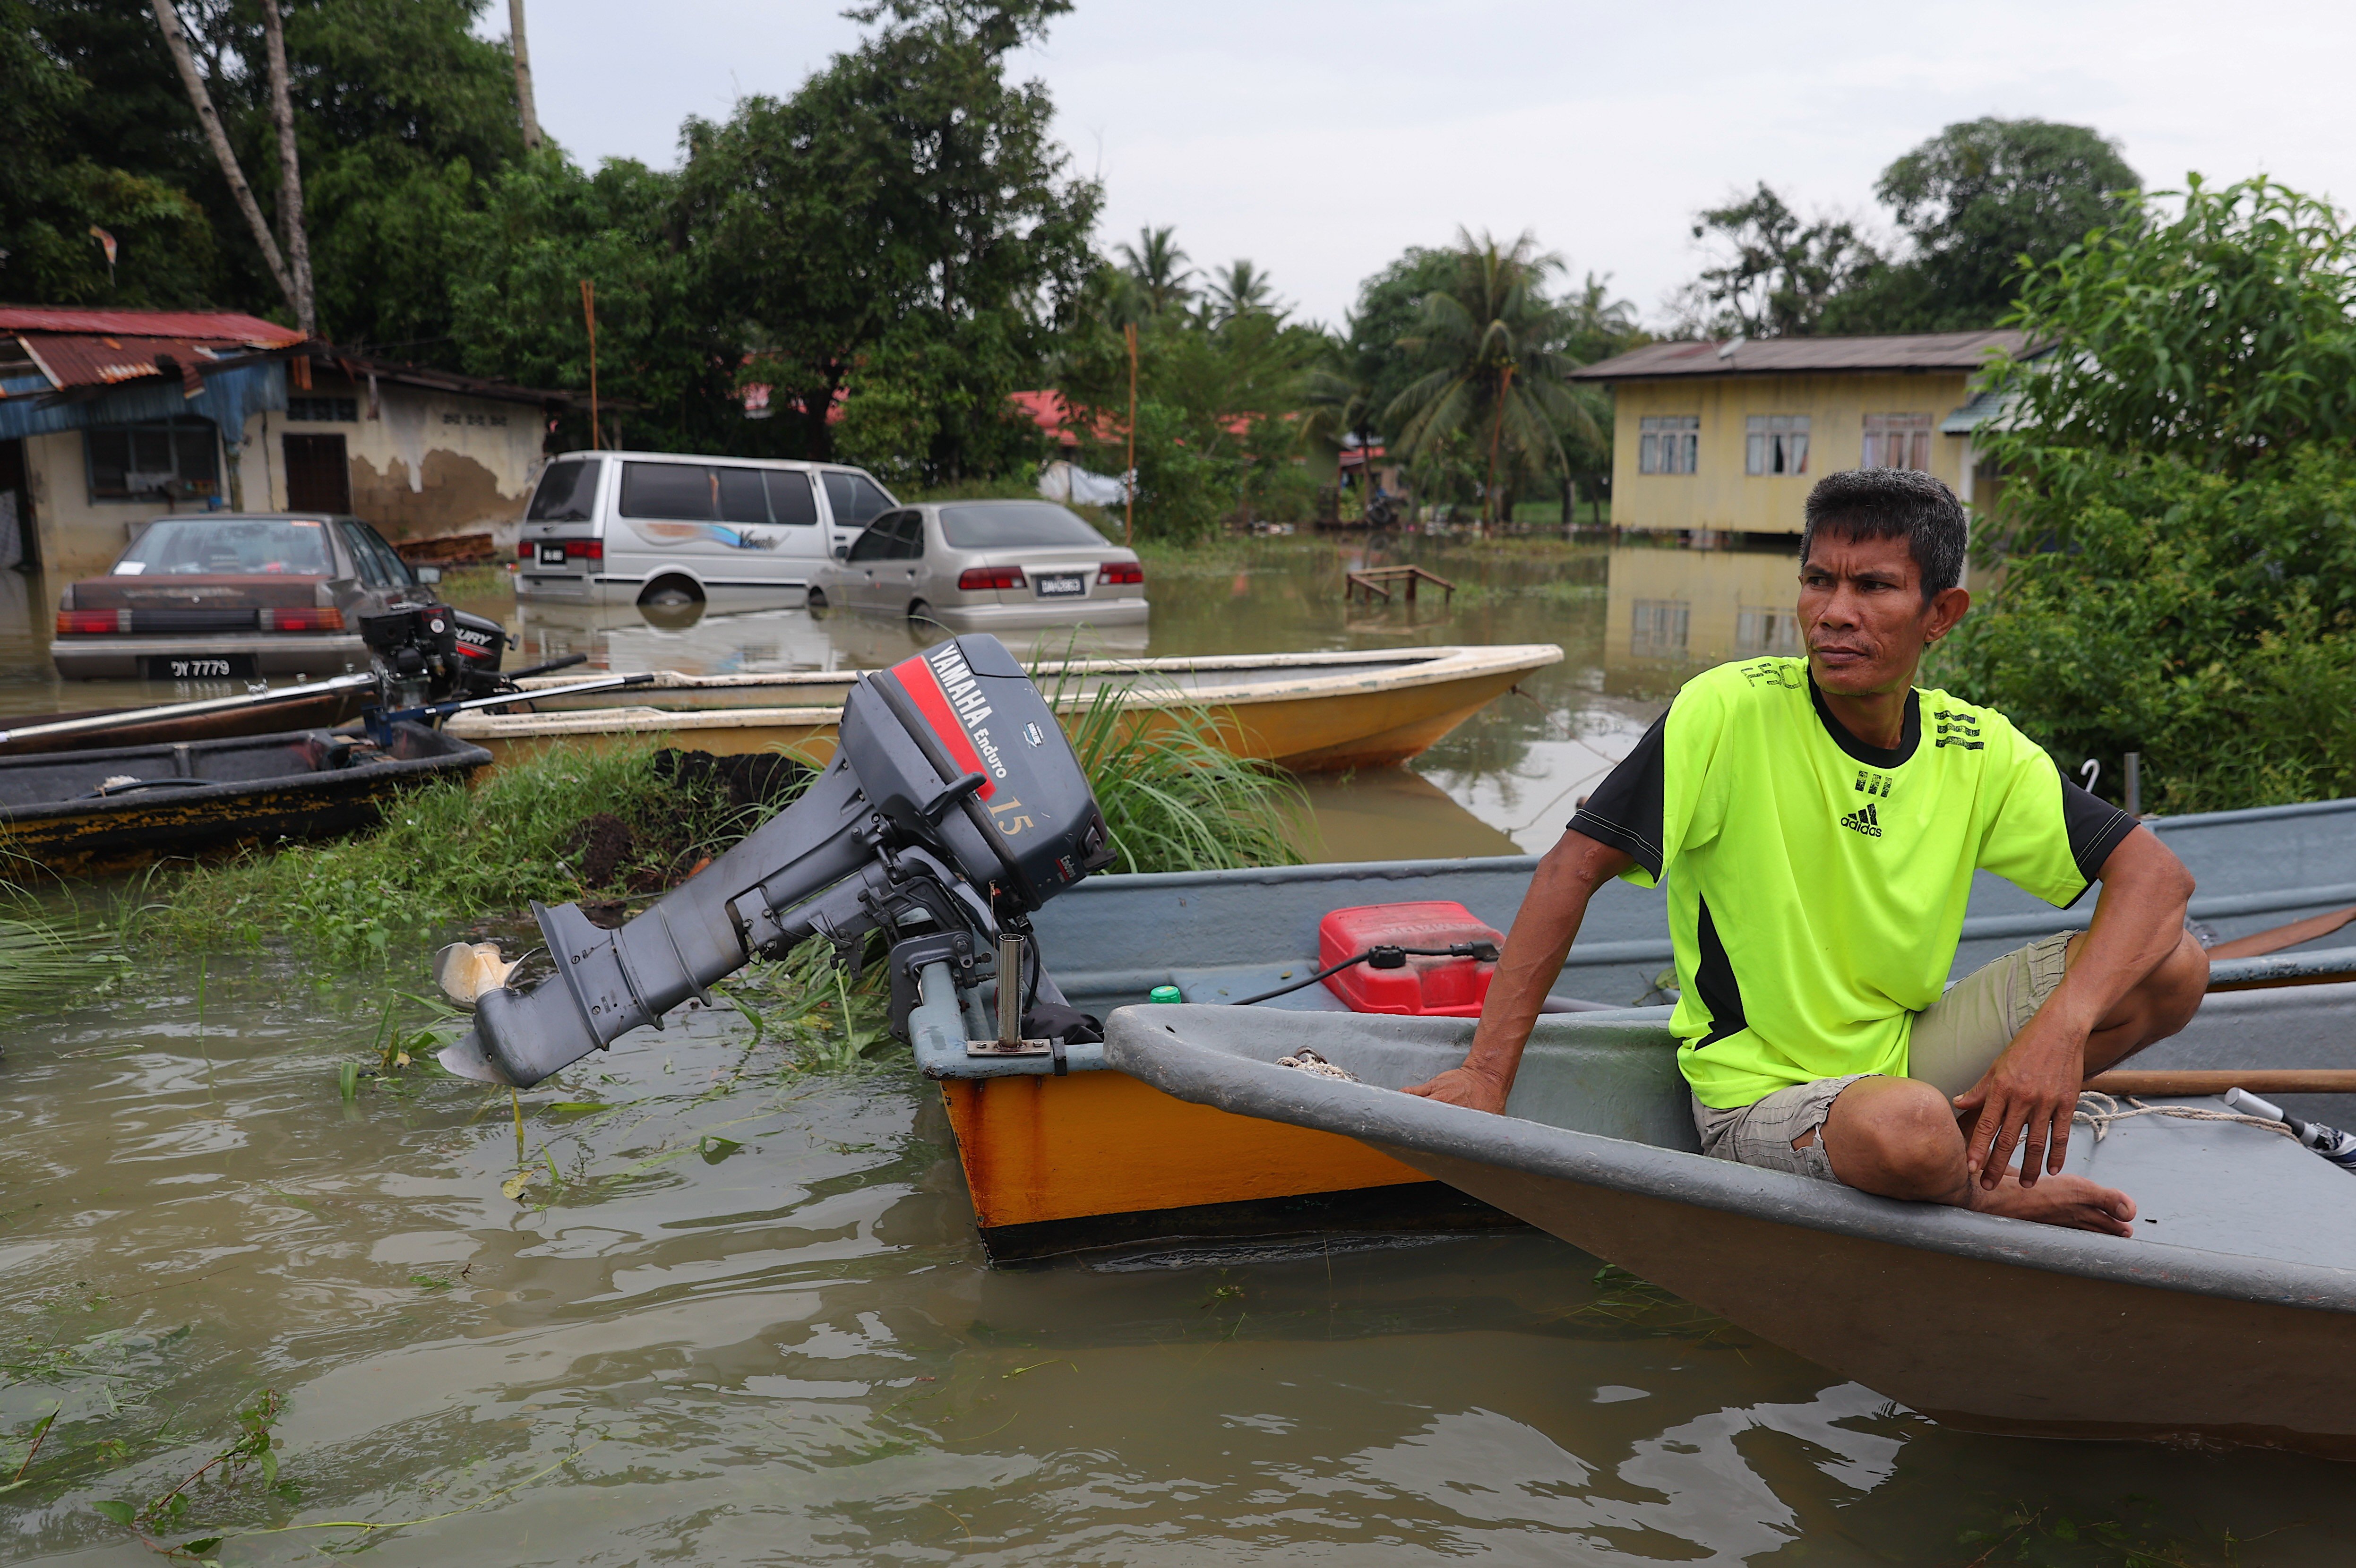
[1737,605,1802,656]
[1745,415,1809,475]
[286,396,359,423]
[1638,415,1699,475]
[85,417,220,502]
[1630,599,1690,660]
[1862,413,1933,471]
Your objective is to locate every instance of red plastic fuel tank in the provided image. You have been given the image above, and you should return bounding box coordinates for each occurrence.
[1318,900,1505,1017]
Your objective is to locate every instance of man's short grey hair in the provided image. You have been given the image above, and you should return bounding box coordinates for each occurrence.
[1801,469,1967,600]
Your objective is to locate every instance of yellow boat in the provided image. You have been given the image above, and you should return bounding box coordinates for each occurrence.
[443,644,1563,773]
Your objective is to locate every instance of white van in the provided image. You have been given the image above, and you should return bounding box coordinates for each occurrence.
[513,451,899,608]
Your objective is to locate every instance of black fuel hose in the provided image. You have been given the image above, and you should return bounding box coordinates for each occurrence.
[1231,941,1500,1006]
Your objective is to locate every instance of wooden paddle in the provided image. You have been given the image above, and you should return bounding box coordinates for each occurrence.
[2205,906,2356,961]
[2083,1069,2356,1097]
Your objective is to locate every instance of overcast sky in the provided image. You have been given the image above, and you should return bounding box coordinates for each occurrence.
[511,0,2355,332]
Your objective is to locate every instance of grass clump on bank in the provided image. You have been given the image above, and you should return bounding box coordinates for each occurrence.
[135,741,766,965]
[141,674,1305,962]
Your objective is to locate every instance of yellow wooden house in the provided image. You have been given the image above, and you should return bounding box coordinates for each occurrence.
[1569,329,2029,540]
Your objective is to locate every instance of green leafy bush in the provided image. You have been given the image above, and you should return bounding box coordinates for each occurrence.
[1935,446,2356,812]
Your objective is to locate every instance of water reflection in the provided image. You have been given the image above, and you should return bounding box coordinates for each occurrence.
[1604,540,1804,697]
[0,540,1779,858]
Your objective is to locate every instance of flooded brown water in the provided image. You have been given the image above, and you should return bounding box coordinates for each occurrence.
[6,539,2356,1562]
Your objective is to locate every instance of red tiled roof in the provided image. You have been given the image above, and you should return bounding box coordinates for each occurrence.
[1569,330,2032,381]
[0,307,301,342]
[1009,389,1270,443]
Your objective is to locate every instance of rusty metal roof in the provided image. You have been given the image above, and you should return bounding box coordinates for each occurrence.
[1570,329,2033,381]
[0,307,301,343]
[14,333,264,392]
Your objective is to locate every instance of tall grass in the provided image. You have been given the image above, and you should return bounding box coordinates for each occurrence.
[1051,674,1310,874]
[132,741,748,965]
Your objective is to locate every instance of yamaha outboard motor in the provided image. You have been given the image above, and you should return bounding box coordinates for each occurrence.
[438,635,1117,1088]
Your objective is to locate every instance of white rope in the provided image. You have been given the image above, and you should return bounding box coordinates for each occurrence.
[2072,1089,2297,1144]
[1276,1048,1359,1083]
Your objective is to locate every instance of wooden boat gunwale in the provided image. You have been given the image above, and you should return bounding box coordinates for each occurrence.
[498,643,1563,704]
[451,644,1564,770]
[0,672,380,756]
[1101,1005,2356,1318]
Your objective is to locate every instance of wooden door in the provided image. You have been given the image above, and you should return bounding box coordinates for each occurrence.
[283,433,352,513]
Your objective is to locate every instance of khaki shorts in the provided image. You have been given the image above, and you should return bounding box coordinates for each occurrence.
[1691,931,2077,1182]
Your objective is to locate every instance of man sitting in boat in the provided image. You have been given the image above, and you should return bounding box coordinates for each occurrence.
[1406,468,2207,1235]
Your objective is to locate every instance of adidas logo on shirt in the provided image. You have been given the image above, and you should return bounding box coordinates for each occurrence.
[1840,802,1883,838]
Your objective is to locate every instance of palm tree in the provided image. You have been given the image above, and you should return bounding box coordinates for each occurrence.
[1115,226,1196,316]
[1207,259,1283,325]
[1385,229,1601,529]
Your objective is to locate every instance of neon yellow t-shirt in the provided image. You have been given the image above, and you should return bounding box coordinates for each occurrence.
[1569,658,2136,1109]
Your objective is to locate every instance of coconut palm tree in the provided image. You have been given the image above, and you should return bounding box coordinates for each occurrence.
[1207,258,1283,325]
[1385,229,1601,529]
[1116,226,1196,316]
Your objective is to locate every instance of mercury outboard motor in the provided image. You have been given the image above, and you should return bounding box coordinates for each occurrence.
[438,635,1117,1088]
[361,603,514,705]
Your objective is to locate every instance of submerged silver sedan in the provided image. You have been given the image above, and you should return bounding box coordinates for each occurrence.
[808,499,1148,630]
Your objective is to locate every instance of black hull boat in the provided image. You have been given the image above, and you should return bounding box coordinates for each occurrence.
[1107,1004,2356,1460]
[0,720,491,874]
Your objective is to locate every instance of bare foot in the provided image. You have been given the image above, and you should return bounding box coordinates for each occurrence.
[1968,1171,2137,1236]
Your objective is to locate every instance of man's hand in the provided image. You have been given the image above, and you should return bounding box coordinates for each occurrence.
[1954,825,2199,1190]
[1401,1064,1511,1114]
[1952,1004,2088,1188]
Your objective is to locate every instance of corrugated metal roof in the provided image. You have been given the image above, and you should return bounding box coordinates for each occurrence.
[0,307,301,343]
[14,333,250,392]
[1941,384,2017,434]
[1570,330,2033,381]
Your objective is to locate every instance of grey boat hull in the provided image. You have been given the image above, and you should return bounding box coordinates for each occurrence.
[1106,1005,2356,1458]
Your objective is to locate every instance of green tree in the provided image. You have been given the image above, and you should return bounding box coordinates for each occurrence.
[1979,176,2356,487]
[1205,258,1281,325]
[1935,447,2356,812]
[678,0,1098,477]
[1056,257,1324,539]
[1939,177,2356,812]
[447,154,721,451]
[1555,271,1643,513]
[1823,117,2140,334]
[0,0,228,307]
[1114,225,1195,316]
[3,0,528,342]
[1384,229,1601,525]
[1677,183,1882,337]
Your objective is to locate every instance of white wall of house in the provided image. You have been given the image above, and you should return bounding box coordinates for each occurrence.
[17,429,217,580]
[250,378,547,545]
[18,379,551,581]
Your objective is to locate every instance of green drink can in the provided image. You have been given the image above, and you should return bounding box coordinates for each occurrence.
[1147,985,1183,1004]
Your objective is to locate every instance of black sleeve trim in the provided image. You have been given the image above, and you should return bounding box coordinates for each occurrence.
[2060,773,2138,886]
[1569,711,1667,879]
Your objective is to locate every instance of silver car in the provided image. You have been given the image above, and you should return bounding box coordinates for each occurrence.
[810,500,1148,630]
